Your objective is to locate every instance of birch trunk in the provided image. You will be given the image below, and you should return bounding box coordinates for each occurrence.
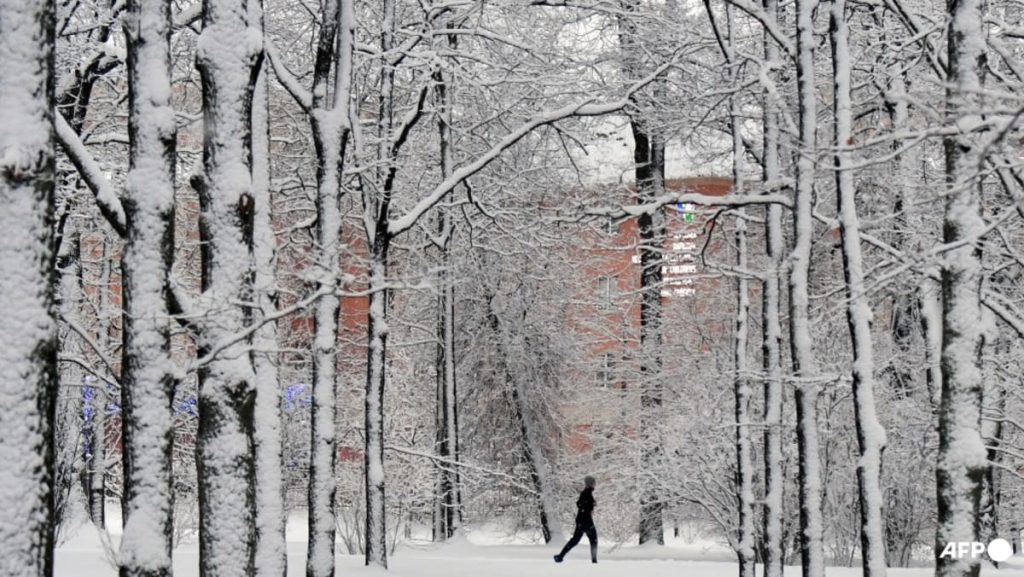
[934,0,989,573]
[792,0,825,573]
[0,1,58,575]
[830,2,888,574]
[194,1,263,574]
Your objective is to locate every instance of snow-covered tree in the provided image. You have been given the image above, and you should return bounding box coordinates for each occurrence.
[0,1,59,576]
[192,0,264,575]
[117,2,179,575]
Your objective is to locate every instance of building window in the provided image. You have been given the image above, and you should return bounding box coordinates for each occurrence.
[597,275,617,303]
[603,217,618,235]
[596,353,615,388]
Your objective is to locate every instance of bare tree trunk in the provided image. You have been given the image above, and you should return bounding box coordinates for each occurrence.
[0,1,58,575]
[934,0,988,574]
[365,240,390,567]
[250,1,287,571]
[90,244,113,529]
[829,1,887,574]
[304,0,354,574]
[733,184,756,577]
[118,1,178,575]
[760,0,785,572]
[792,0,825,573]
[433,26,463,539]
[69,234,108,529]
[615,1,666,545]
[194,1,264,574]
[725,6,755,574]
[635,113,666,546]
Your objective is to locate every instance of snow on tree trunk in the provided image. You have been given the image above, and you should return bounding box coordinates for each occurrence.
[726,7,755,573]
[732,172,756,577]
[304,0,354,574]
[365,245,390,567]
[760,0,785,572]
[250,2,287,572]
[194,1,263,575]
[364,1,401,566]
[829,1,887,574]
[118,1,178,575]
[792,0,826,573]
[0,1,58,575]
[934,0,989,573]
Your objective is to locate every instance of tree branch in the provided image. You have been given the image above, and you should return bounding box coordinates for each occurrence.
[55,110,127,237]
[388,58,680,236]
[265,38,313,112]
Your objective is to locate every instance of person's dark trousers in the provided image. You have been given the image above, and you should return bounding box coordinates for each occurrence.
[554,522,598,563]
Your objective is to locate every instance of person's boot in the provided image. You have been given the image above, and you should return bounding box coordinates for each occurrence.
[553,554,563,563]
[591,544,598,564]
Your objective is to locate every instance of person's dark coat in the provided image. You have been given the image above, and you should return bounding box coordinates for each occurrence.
[555,484,599,563]
[575,486,595,526]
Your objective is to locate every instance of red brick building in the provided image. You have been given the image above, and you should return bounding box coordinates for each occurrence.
[562,176,737,453]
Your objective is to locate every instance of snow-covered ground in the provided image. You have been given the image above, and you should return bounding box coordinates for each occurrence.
[55,510,1024,577]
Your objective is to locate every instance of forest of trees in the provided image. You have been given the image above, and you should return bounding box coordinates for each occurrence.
[3,0,1024,577]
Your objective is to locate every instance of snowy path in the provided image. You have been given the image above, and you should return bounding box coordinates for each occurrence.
[55,524,1024,577]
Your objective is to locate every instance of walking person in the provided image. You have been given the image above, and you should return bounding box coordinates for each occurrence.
[554,475,598,563]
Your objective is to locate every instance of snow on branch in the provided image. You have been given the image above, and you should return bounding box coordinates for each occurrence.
[265,38,313,112]
[61,316,122,387]
[580,189,793,220]
[385,445,541,496]
[191,284,335,369]
[54,110,127,237]
[982,291,1024,339]
[722,0,795,57]
[830,213,1024,338]
[388,59,680,236]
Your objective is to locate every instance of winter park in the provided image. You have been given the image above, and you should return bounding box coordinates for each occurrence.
[7,0,1024,576]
